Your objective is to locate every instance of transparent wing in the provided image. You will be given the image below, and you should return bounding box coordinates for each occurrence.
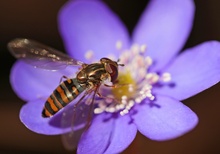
[7,38,85,70]
[61,89,96,150]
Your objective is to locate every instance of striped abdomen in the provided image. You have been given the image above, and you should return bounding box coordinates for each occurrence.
[42,78,86,117]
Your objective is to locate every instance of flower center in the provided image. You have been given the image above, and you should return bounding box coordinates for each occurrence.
[111,71,137,100]
[84,42,171,116]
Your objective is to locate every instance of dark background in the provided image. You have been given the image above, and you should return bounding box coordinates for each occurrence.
[1,0,220,154]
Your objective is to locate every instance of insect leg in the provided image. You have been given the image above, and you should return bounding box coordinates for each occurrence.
[95,85,122,104]
[104,83,132,88]
[97,92,122,104]
[70,90,91,131]
[84,86,100,130]
[59,75,69,83]
[61,89,94,151]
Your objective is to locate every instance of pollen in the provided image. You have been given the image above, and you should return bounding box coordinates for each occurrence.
[92,43,172,116]
[112,71,137,100]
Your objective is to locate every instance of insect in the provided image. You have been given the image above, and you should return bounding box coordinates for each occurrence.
[8,38,125,150]
[8,38,124,118]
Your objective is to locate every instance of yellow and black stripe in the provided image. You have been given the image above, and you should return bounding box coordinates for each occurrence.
[42,78,86,117]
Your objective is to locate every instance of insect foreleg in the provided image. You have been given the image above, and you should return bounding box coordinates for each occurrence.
[104,83,132,88]
[96,88,121,104]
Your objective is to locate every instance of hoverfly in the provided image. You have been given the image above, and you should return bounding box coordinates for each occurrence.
[8,38,124,149]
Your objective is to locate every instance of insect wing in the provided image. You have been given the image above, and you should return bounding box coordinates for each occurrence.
[61,90,95,150]
[7,38,84,70]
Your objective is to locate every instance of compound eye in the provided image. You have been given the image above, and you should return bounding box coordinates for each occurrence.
[109,64,118,82]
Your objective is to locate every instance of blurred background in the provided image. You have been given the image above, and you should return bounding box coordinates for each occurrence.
[1,0,220,153]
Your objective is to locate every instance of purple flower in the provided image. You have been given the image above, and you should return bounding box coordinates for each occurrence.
[10,0,220,153]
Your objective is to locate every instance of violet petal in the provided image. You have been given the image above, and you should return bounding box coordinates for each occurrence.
[77,113,114,154]
[20,99,71,135]
[10,61,76,101]
[104,114,137,154]
[58,0,130,62]
[155,41,220,100]
[132,0,195,71]
[132,95,198,141]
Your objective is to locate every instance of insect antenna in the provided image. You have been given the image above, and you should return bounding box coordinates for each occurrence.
[117,58,124,67]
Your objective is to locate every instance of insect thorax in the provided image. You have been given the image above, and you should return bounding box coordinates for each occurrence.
[77,63,106,84]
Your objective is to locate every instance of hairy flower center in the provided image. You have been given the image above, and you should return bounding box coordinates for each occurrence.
[112,71,137,100]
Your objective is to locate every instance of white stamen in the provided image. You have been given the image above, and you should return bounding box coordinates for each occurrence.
[140,44,147,53]
[145,56,153,66]
[94,108,104,114]
[122,95,127,100]
[106,107,115,113]
[161,72,171,82]
[85,50,94,60]
[91,43,171,115]
[120,109,128,116]
[116,40,123,50]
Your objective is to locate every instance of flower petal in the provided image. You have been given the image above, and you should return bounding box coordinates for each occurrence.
[77,113,114,154]
[78,113,136,154]
[10,61,76,101]
[133,95,198,141]
[58,0,130,62]
[20,99,70,135]
[155,41,220,100]
[104,114,137,154]
[132,0,195,70]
